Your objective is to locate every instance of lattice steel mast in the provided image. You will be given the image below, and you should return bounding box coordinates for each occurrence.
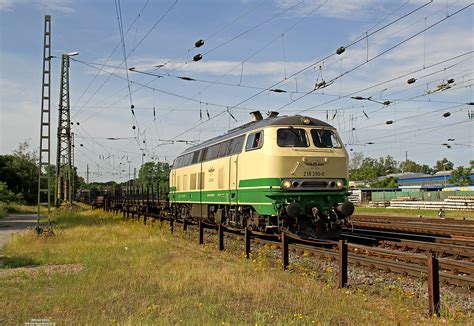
[55,53,74,206]
[37,15,52,225]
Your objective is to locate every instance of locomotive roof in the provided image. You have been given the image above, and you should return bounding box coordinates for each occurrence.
[181,115,334,155]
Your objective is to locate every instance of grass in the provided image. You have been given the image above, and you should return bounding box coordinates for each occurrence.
[355,206,474,219]
[0,202,48,219]
[0,210,469,324]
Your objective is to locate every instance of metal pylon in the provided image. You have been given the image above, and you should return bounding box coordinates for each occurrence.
[55,54,73,206]
[37,15,52,226]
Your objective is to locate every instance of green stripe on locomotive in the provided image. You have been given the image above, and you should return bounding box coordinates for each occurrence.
[169,177,349,216]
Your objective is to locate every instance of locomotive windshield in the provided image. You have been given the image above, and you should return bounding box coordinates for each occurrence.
[277,128,309,147]
[311,129,341,148]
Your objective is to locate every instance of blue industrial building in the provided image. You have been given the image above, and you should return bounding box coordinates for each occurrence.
[394,171,474,189]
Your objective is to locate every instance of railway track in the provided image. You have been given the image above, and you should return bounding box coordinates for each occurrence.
[352,214,474,225]
[103,201,474,288]
[347,220,474,238]
[134,211,474,288]
[342,228,474,261]
[244,232,474,288]
[378,239,474,261]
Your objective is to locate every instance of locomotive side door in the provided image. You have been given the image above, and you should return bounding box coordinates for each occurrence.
[228,153,239,206]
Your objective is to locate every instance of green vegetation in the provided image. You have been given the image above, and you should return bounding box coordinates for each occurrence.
[1,210,467,324]
[449,166,472,186]
[136,161,170,198]
[0,141,84,205]
[355,207,474,219]
[348,153,471,187]
[0,202,42,219]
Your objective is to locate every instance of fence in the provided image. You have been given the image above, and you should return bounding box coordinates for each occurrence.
[112,204,444,318]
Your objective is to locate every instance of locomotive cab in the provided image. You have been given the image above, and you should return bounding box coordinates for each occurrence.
[254,121,353,238]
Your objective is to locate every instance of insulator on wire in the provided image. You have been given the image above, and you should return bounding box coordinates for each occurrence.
[351,127,356,131]
[132,125,136,130]
[143,140,145,144]
[71,122,74,125]
[351,96,364,100]
[442,143,448,146]
[77,122,80,125]
[195,39,205,48]
[131,104,135,109]
[179,76,194,81]
[80,144,83,147]
[386,120,394,125]
[443,112,451,117]
[336,46,345,55]
[407,78,416,84]
[466,102,474,105]
[270,88,286,93]
[383,100,391,106]
[193,54,203,62]
[447,78,455,84]
[448,138,455,141]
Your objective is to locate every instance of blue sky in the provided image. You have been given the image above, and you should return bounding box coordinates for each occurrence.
[0,0,472,182]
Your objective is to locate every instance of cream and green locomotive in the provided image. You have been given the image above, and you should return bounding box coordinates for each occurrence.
[169,112,354,238]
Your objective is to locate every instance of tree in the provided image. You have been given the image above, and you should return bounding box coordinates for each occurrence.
[449,166,472,186]
[0,141,39,204]
[350,157,378,182]
[378,155,400,175]
[371,177,398,188]
[137,161,170,198]
[0,181,23,203]
[350,155,400,182]
[400,160,433,174]
[434,158,454,172]
[349,152,364,170]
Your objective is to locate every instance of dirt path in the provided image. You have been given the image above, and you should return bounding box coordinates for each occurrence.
[0,214,38,248]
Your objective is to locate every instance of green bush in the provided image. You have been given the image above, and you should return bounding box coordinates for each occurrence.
[0,181,23,203]
[0,202,7,218]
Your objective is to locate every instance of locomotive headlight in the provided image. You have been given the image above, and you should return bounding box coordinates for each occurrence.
[281,180,292,189]
[336,180,344,188]
[302,116,311,125]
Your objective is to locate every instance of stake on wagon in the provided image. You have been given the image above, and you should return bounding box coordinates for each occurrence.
[427,253,440,317]
[338,240,348,288]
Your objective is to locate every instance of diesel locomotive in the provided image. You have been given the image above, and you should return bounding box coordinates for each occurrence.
[169,112,354,238]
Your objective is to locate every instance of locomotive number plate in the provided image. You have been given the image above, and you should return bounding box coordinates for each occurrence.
[303,171,325,177]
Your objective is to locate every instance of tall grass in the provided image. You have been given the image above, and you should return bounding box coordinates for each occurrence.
[0,202,48,218]
[0,210,468,324]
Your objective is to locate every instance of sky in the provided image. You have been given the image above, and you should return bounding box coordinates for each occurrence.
[0,0,472,183]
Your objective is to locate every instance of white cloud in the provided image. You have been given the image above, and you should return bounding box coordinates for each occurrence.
[275,0,378,19]
[0,0,74,13]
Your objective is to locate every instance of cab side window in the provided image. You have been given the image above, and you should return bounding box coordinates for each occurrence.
[245,131,263,151]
